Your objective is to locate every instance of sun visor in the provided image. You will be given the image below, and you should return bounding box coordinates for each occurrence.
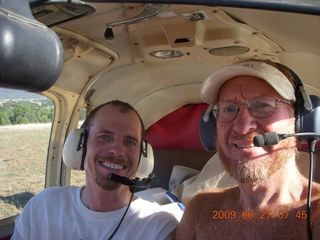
[0,0,63,92]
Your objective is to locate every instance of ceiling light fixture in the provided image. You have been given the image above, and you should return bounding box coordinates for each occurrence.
[149,50,183,58]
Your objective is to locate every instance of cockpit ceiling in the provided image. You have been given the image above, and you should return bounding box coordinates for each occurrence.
[43,3,320,126]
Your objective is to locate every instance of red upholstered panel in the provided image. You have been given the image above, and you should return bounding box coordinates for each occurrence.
[145,103,320,151]
[145,104,208,150]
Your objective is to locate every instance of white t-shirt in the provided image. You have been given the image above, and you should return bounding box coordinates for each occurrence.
[12,186,179,240]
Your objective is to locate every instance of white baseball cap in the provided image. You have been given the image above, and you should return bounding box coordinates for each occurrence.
[201,61,296,104]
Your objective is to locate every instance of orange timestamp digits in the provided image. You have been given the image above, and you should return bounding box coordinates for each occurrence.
[295,210,307,219]
[212,210,237,220]
[212,210,307,220]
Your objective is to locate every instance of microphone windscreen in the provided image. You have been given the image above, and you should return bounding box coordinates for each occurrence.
[263,132,280,146]
[253,132,280,146]
[253,135,265,147]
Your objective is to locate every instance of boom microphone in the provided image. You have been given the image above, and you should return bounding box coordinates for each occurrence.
[253,132,281,146]
[109,173,154,188]
[109,173,137,186]
[253,132,320,147]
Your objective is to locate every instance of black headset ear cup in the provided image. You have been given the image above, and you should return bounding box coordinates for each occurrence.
[297,95,320,143]
[199,109,217,152]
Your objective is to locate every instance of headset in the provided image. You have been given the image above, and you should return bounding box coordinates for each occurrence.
[62,111,155,240]
[277,63,320,142]
[62,125,155,240]
[62,127,154,180]
[199,61,320,151]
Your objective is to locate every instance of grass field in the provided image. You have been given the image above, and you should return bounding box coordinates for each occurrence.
[0,124,85,219]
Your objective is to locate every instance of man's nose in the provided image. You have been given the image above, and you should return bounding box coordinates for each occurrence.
[108,140,125,158]
[232,106,257,135]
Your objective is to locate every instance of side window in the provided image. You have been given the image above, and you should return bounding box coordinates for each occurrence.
[70,169,86,186]
[0,88,53,219]
[70,107,86,186]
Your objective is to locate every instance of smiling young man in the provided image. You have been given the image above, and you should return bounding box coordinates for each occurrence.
[175,60,320,240]
[12,100,178,240]
[81,100,143,212]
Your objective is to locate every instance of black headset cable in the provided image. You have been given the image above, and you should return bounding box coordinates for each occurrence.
[107,186,136,240]
[306,138,316,240]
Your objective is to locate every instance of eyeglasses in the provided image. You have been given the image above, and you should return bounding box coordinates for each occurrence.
[212,96,292,122]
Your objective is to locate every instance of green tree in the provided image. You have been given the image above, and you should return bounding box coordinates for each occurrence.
[0,100,54,126]
[0,112,11,125]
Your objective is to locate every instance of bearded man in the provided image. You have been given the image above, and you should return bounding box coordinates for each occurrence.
[175,59,320,240]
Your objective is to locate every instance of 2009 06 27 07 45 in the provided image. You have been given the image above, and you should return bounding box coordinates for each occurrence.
[212,210,307,220]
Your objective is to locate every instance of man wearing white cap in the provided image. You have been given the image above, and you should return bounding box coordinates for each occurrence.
[175,59,320,240]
